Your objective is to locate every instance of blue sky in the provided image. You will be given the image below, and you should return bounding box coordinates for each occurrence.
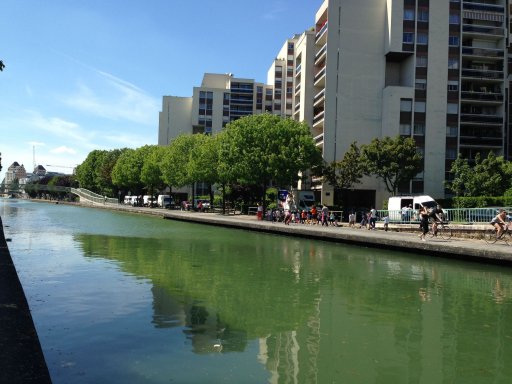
[1,0,321,175]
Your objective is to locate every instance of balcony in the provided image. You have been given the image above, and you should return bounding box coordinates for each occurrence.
[461,68,503,80]
[316,21,328,45]
[314,89,325,107]
[462,2,504,14]
[462,24,504,38]
[460,90,503,103]
[460,113,503,124]
[315,44,327,65]
[295,83,301,96]
[461,46,504,58]
[313,132,324,147]
[313,110,325,129]
[295,63,302,76]
[314,66,326,87]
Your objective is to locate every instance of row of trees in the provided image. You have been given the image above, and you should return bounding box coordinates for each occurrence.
[74,114,426,210]
[446,152,512,197]
[76,114,323,210]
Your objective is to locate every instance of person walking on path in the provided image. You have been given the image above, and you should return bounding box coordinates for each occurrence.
[321,205,329,226]
[369,208,377,230]
[418,206,429,241]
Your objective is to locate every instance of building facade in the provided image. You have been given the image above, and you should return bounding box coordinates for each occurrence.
[158,73,273,146]
[158,0,511,208]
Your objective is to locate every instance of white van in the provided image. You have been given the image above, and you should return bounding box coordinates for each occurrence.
[387,195,438,221]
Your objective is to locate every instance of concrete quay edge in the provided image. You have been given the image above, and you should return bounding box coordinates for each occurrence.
[0,215,52,383]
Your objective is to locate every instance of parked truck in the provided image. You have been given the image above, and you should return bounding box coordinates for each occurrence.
[387,195,439,221]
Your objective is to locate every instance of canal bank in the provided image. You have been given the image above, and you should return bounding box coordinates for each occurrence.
[75,200,512,265]
[0,215,52,383]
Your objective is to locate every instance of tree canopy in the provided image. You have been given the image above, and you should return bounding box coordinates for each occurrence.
[360,135,423,195]
[323,142,364,190]
[218,114,322,197]
[447,152,512,197]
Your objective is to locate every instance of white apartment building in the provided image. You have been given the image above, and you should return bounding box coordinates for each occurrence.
[158,73,273,146]
[159,0,511,208]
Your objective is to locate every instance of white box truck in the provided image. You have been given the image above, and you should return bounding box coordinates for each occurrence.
[388,195,438,221]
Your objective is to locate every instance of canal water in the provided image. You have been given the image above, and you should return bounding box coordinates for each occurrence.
[2,199,512,383]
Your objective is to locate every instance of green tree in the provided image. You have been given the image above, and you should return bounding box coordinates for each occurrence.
[111,148,149,198]
[472,152,510,196]
[188,134,219,203]
[140,145,165,204]
[76,150,104,192]
[0,60,5,72]
[361,135,423,195]
[448,152,512,197]
[161,134,200,199]
[218,114,322,209]
[446,154,472,196]
[323,142,365,190]
[95,149,127,196]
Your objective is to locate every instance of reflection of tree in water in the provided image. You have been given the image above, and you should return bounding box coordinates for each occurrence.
[74,231,512,381]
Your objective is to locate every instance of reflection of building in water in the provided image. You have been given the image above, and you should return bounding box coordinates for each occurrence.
[151,286,186,328]
[151,285,248,354]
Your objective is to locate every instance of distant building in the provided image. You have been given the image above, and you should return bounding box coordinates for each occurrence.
[158,73,273,145]
[5,162,27,185]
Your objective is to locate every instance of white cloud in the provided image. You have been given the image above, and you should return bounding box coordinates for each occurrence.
[28,112,94,144]
[51,146,77,155]
[63,70,160,126]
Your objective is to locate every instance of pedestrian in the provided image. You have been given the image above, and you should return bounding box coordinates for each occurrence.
[311,206,318,225]
[383,215,389,231]
[321,205,329,226]
[348,212,356,227]
[418,205,429,241]
[369,207,377,230]
[329,212,336,226]
[257,203,263,220]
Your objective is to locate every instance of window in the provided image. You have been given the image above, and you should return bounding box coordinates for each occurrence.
[400,124,411,135]
[417,33,428,45]
[448,81,458,91]
[414,123,425,135]
[448,58,459,69]
[414,101,426,113]
[404,9,415,20]
[403,32,414,44]
[446,126,458,137]
[400,99,413,112]
[446,148,457,159]
[415,79,427,90]
[449,13,460,24]
[418,10,429,21]
[416,55,428,67]
[449,36,459,46]
[447,103,458,114]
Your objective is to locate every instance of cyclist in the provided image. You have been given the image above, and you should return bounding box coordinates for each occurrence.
[490,209,509,239]
[428,204,444,236]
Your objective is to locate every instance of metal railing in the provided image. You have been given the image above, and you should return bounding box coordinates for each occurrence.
[70,188,118,205]
[373,207,511,224]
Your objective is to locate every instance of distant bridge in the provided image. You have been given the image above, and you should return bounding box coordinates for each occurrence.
[3,184,119,205]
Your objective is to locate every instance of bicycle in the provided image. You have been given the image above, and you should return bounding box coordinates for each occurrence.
[484,224,511,245]
[428,221,452,240]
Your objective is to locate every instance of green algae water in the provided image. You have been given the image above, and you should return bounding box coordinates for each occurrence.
[2,199,512,383]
